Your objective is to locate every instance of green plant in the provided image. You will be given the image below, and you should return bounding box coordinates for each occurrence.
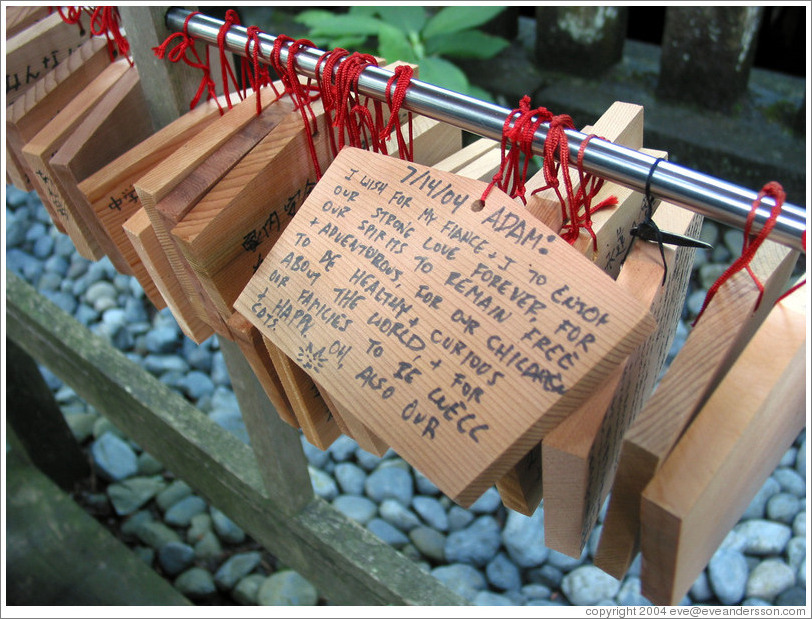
[295,6,509,100]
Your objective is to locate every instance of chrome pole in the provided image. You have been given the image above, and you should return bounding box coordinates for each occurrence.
[165,8,807,254]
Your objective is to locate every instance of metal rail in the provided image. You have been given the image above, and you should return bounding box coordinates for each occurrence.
[166,8,807,254]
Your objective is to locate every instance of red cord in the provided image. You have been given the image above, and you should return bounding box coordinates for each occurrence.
[243,26,281,115]
[692,182,788,325]
[216,9,245,109]
[380,65,414,161]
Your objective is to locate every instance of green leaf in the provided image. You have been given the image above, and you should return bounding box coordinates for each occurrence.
[326,36,371,52]
[348,6,379,18]
[374,6,427,35]
[424,30,510,59]
[422,6,506,38]
[468,84,496,103]
[417,56,470,95]
[378,24,419,65]
[295,10,337,28]
[308,15,385,38]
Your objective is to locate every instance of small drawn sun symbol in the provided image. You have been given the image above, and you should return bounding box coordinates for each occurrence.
[297,343,326,373]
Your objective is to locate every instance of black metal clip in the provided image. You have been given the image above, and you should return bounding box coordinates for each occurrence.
[629,157,713,285]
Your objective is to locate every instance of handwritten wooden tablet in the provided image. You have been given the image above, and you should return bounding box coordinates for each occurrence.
[494,112,650,515]
[640,286,806,605]
[542,200,701,557]
[78,97,225,300]
[5,5,51,38]
[7,36,110,215]
[236,147,655,505]
[50,67,153,275]
[122,207,208,335]
[594,239,799,579]
[6,11,89,105]
[22,58,131,259]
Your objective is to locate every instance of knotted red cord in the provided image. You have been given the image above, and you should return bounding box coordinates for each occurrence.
[692,181,787,325]
[269,36,323,177]
[481,96,553,204]
[243,26,281,115]
[380,65,415,161]
[89,6,132,65]
[315,48,350,157]
[152,12,222,113]
[334,53,384,153]
[54,6,88,33]
[216,9,245,109]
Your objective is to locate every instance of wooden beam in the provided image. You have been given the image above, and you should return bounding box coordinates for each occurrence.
[640,286,807,605]
[6,271,464,606]
[594,240,799,579]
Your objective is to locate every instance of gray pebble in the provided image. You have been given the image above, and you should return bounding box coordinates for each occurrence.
[133,545,155,566]
[174,567,216,599]
[698,263,728,290]
[93,417,125,440]
[156,479,193,512]
[792,511,805,537]
[379,498,421,531]
[746,558,796,601]
[327,434,357,461]
[180,370,215,400]
[334,462,366,495]
[120,510,154,537]
[561,565,621,606]
[300,435,330,468]
[209,408,249,443]
[689,570,714,602]
[502,508,548,568]
[367,518,409,547]
[214,551,262,590]
[431,563,486,600]
[444,515,501,567]
[773,468,805,497]
[91,432,138,481]
[210,351,231,386]
[780,447,798,468]
[766,492,801,524]
[743,477,781,520]
[164,495,207,527]
[43,255,69,277]
[332,495,377,525]
[137,520,182,550]
[365,466,414,505]
[473,591,513,606]
[66,412,98,443]
[194,530,223,560]
[143,355,189,375]
[708,549,749,604]
[448,505,475,532]
[85,280,118,311]
[736,519,793,555]
[685,289,708,316]
[526,599,567,606]
[355,448,386,471]
[107,475,166,516]
[521,583,551,600]
[775,586,806,606]
[232,574,266,605]
[309,466,339,501]
[486,552,522,591]
[33,234,54,259]
[414,470,441,495]
[409,526,446,562]
[785,536,805,570]
[144,326,180,354]
[468,487,501,514]
[412,496,449,531]
[187,513,213,544]
[546,547,586,572]
[137,451,164,475]
[257,571,318,605]
[211,507,245,544]
[157,542,195,576]
[617,577,652,606]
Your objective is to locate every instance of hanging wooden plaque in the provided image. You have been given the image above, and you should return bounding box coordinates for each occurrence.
[236,147,656,505]
[640,285,806,605]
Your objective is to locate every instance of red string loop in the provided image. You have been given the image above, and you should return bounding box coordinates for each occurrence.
[243,26,281,115]
[481,96,553,204]
[380,65,415,161]
[692,181,788,324]
[152,12,222,113]
[216,9,244,109]
[89,7,132,65]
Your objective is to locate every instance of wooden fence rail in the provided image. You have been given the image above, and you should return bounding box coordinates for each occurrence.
[6,269,465,606]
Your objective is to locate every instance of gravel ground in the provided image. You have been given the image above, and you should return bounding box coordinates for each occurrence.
[5,184,807,606]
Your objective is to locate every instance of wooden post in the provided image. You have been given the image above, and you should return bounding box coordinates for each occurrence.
[220,338,314,515]
[6,338,90,491]
[535,6,628,78]
[657,6,763,112]
[117,6,204,130]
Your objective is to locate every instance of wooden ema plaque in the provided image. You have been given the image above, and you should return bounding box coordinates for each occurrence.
[594,239,799,579]
[236,147,656,505]
[640,286,807,605]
